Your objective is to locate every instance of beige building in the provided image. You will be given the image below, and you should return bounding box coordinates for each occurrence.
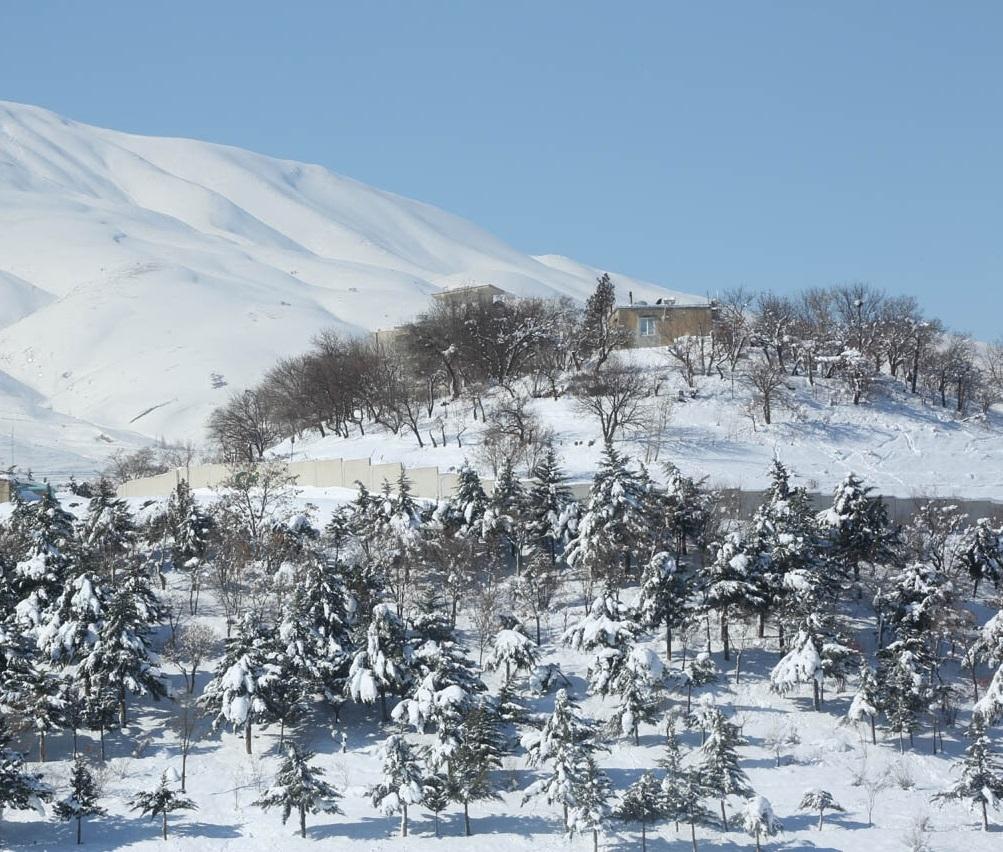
[430,283,510,307]
[613,299,716,348]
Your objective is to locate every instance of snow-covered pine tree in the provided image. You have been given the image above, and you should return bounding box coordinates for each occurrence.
[661,762,713,852]
[565,443,650,590]
[10,490,76,629]
[200,613,280,754]
[369,734,425,837]
[166,478,212,567]
[445,699,504,836]
[933,713,1003,831]
[961,518,1003,597]
[701,534,766,660]
[525,447,573,563]
[846,663,881,744]
[522,688,601,829]
[638,551,691,660]
[485,628,539,685]
[973,661,1003,725]
[484,457,527,564]
[54,756,105,845]
[254,742,343,838]
[128,771,196,841]
[79,477,136,564]
[817,472,895,583]
[0,716,51,826]
[656,463,711,559]
[741,795,782,852]
[347,603,412,723]
[448,462,489,539]
[607,645,664,745]
[17,662,67,762]
[36,569,108,665]
[567,754,612,852]
[798,788,843,830]
[421,773,449,838]
[512,551,560,645]
[770,626,824,711]
[80,564,166,728]
[394,630,484,767]
[877,636,931,751]
[964,610,1003,702]
[874,560,954,648]
[373,472,425,617]
[695,707,753,830]
[614,770,666,852]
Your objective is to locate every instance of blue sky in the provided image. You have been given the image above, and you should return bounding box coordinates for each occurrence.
[3,1,1001,337]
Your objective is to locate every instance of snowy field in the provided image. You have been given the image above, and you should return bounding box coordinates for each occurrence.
[2,485,1001,852]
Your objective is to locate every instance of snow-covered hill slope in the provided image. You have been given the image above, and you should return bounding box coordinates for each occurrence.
[0,101,692,473]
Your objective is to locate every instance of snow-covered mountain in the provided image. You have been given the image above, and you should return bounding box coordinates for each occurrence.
[0,101,693,474]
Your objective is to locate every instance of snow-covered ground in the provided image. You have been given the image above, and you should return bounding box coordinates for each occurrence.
[2,488,999,852]
[270,348,1003,502]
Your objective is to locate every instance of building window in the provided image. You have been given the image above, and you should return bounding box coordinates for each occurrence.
[639,316,657,337]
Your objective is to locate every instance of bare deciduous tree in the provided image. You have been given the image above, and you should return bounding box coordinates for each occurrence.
[571,357,648,442]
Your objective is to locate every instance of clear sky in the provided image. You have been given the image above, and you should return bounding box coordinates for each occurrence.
[3,1,1001,337]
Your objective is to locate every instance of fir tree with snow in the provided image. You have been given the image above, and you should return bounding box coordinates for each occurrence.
[565,443,650,589]
[656,462,711,559]
[638,550,692,660]
[254,741,343,838]
[973,661,1003,725]
[798,789,844,830]
[80,568,166,728]
[166,478,212,567]
[661,762,713,852]
[347,602,412,722]
[817,471,895,583]
[770,626,824,711]
[606,644,664,745]
[846,663,881,744]
[18,662,67,762]
[961,518,1003,597]
[369,734,425,837]
[522,688,602,829]
[877,636,930,751]
[567,754,612,852]
[965,609,1003,702]
[128,771,196,841]
[421,772,449,838]
[36,569,108,664]
[614,770,666,852]
[701,533,767,660]
[200,613,279,754]
[447,462,489,538]
[933,713,1003,831]
[486,628,539,684]
[525,447,573,562]
[741,795,782,851]
[0,717,51,827]
[79,477,136,562]
[445,699,504,835]
[484,457,527,559]
[695,707,753,830]
[54,756,105,845]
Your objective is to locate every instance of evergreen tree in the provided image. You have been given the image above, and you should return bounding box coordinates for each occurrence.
[446,700,504,835]
[200,614,279,754]
[798,789,843,830]
[695,708,753,830]
[369,734,425,837]
[522,689,601,829]
[166,479,212,567]
[701,534,766,660]
[347,603,412,722]
[770,626,824,711]
[485,628,539,685]
[577,272,627,370]
[607,645,663,745]
[661,763,713,852]
[421,773,449,838]
[79,477,136,563]
[525,447,573,562]
[54,756,105,845]
[974,660,1003,726]
[448,463,489,538]
[0,717,51,826]
[614,770,666,852]
[657,463,711,559]
[484,458,527,561]
[933,713,1003,831]
[297,552,353,707]
[9,490,76,627]
[965,610,1003,702]
[567,754,612,852]
[639,551,691,660]
[962,518,1003,597]
[877,636,930,751]
[846,663,881,745]
[254,742,343,838]
[817,472,895,583]
[18,663,67,762]
[80,567,166,728]
[741,795,782,852]
[128,772,196,840]
[36,569,108,665]
[565,444,650,589]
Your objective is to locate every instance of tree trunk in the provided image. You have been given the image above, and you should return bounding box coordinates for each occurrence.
[812,680,821,711]
[245,721,252,755]
[869,715,876,746]
[464,801,471,836]
[592,828,598,852]
[99,725,106,762]
[982,799,988,831]
[720,798,728,830]
[690,819,698,851]
[182,750,188,793]
[39,731,46,763]
[755,826,761,852]
[641,819,646,852]
[401,803,408,837]
[77,816,82,845]
[300,805,306,838]
[818,809,824,831]
[666,624,672,660]
[162,812,168,840]
[721,616,730,661]
[433,811,439,838]
[119,683,128,728]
